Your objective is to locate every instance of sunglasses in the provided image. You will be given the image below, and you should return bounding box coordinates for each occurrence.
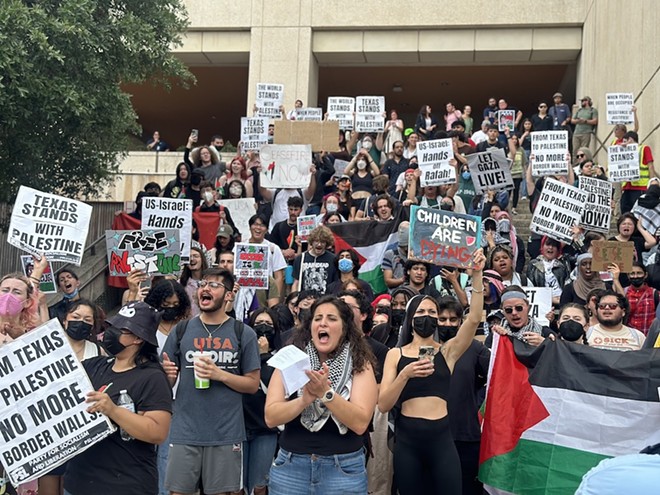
[503,305,525,314]
[598,303,620,310]
[539,105,547,108]
[576,154,585,158]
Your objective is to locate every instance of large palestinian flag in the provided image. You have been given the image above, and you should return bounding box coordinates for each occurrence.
[479,335,660,495]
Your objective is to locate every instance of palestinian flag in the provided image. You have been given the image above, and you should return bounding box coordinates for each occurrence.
[479,335,660,495]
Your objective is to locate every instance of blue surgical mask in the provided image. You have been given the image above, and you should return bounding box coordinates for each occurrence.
[462,171,471,181]
[338,258,354,273]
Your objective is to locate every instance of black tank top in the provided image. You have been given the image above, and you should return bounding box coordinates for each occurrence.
[351,172,373,193]
[396,348,451,403]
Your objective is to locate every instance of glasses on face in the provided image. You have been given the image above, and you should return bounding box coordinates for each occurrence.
[598,303,620,310]
[577,153,585,158]
[197,280,225,290]
[503,305,525,314]
[539,105,547,108]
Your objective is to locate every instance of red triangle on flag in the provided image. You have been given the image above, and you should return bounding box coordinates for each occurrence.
[332,232,367,266]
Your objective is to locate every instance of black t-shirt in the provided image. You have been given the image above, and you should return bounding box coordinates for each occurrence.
[293,251,338,293]
[64,357,172,495]
[243,353,277,436]
[366,336,388,384]
[269,219,297,253]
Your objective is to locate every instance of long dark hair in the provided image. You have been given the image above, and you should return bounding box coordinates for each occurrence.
[180,246,207,287]
[397,295,440,346]
[65,298,103,339]
[291,296,376,373]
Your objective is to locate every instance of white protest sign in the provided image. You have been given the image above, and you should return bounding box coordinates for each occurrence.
[417,138,455,186]
[297,215,317,242]
[8,186,93,265]
[327,97,355,130]
[355,96,385,133]
[579,176,612,234]
[531,131,569,176]
[295,108,323,121]
[141,197,193,260]
[466,149,514,193]
[240,117,269,152]
[606,93,634,125]
[234,243,270,289]
[530,178,587,243]
[498,110,515,132]
[333,159,350,178]
[259,144,312,189]
[217,198,256,242]
[267,345,311,396]
[255,83,284,119]
[0,319,114,486]
[522,287,553,326]
[608,143,640,182]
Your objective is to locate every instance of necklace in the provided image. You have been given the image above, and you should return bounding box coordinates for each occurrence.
[200,318,224,337]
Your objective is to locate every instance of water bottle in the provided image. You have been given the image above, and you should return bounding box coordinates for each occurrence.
[117,389,135,441]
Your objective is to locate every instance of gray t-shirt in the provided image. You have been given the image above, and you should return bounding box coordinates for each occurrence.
[200,162,226,184]
[162,316,260,445]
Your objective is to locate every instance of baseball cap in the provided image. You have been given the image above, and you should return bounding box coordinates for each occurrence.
[339,174,351,181]
[217,224,234,239]
[106,301,161,346]
[553,92,563,98]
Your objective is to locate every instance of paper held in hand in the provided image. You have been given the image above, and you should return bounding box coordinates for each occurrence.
[267,345,311,396]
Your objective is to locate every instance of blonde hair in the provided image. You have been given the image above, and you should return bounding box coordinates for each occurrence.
[0,273,40,331]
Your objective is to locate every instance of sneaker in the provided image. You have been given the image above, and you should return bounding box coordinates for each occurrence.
[520,196,527,201]
[512,208,518,215]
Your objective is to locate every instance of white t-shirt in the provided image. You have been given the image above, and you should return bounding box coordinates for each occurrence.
[542,259,562,297]
[472,130,488,144]
[268,188,310,231]
[586,324,646,351]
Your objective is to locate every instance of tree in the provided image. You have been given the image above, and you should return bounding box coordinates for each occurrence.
[0,0,193,205]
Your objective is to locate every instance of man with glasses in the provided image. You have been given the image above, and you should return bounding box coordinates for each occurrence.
[492,286,550,346]
[531,102,553,131]
[586,290,645,351]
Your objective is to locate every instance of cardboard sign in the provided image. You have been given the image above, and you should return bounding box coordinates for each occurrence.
[217,198,257,242]
[591,240,634,272]
[295,108,322,121]
[273,120,340,152]
[327,97,355,130]
[20,256,56,293]
[522,287,553,326]
[531,131,569,176]
[608,143,640,182]
[467,149,514,193]
[141,197,193,260]
[255,82,283,119]
[240,117,269,152]
[417,138,455,186]
[234,243,269,288]
[408,206,481,269]
[297,215,317,242]
[8,186,93,265]
[606,93,634,125]
[530,178,587,243]
[578,176,612,234]
[0,319,114,486]
[105,229,181,276]
[355,96,385,133]
[259,144,312,189]
[498,110,515,132]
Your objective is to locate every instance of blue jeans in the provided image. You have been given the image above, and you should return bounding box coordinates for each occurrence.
[157,431,171,495]
[269,447,367,495]
[243,433,278,493]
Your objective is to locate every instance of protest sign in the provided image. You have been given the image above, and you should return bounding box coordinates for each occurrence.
[578,176,612,234]
[234,243,269,289]
[19,256,56,294]
[0,319,114,486]
[498,110,515,132]
[466,149,514,193]
[217,198,256,242]
[105,229,181,276]
[240,117,268,152]
[408,206,481,269]
[273,120,339,151]
[141,197,192,260]
[255,82,283,119]
[608,143,640,182]
[327,97,355,130]
[606,93,634,125]
[591,240,634,272]
[297,215,317,242]
[259,144,312,189]
[333,159,350,178]
[417,138,456,186]
[531,131,569,176]
[530,178,587,243]
[522,287,553,326]
[295,108,323,121]
[8,187,93,265]
[355,96,385,133]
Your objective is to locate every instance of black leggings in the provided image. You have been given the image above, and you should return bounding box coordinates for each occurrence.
[511,178,522,208]
[394,415,461,495]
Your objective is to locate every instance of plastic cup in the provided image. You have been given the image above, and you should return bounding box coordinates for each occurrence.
[193,351,213,389]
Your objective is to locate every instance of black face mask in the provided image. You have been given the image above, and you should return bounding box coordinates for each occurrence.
[413,316,437,338]
[391,309,406,329]
[629,277,645,288]
[437,325,459,342]
[191,174,202,186]
[558,320,585,342]
[254,323,275,349]
[160,307,182,322]
[65,320,93,341]
[103,326,127,356]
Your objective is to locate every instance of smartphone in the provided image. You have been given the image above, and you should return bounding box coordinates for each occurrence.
[140,276,152,290]
[418,346,435,361]
[191,129,199,138]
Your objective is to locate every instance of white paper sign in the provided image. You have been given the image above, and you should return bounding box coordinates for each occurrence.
[8,186,93,265]
[255,83,284,119]
[355,96,385,133]
[141,197,193,260]
[497,110,515,132]
[327,97,355,130]
[579,176,612,234]
[467,149,514,193]
[259,144,312,189]
[417,138,455,186]
[267,345,311,396]
[240,117,269,152]
[606,93,634,125]
[522,287,553,326]
[530,178,587,243]
[297,215,318,242]
[333,159,350,178]
[295,108,323,121]
[217,198,256,242]
[0,319,115,486]
[531,131,569,176]
[608,143,640,182]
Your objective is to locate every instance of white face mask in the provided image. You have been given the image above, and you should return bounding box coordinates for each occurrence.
[229,186,242,196]
[326,203,338,213]
[203,191,214,202]
[357,160,367,170]
[362,141,373,151]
